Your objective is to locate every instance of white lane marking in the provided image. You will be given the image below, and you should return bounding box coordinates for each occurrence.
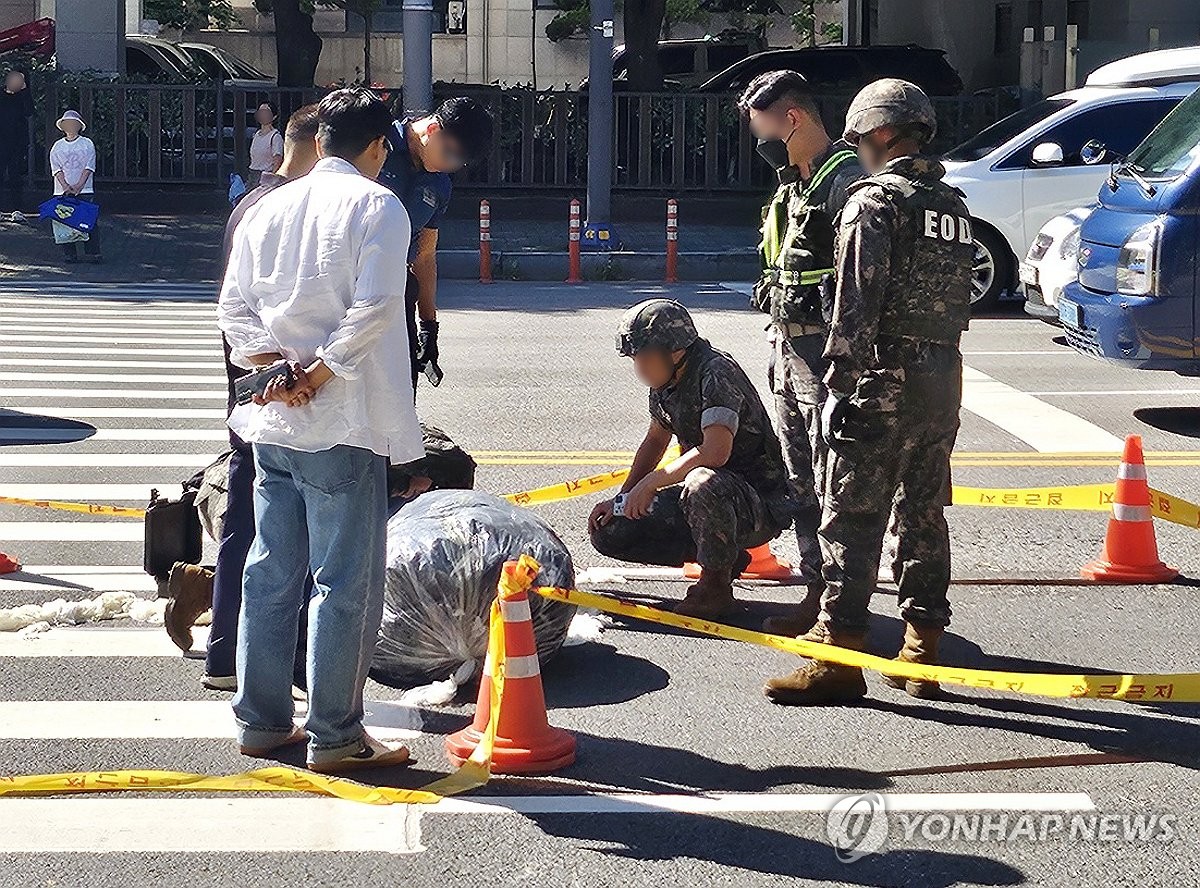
[90,428,228,441]
[428,792,1098,815]
[2,372,227,384]
[718,281,754,297]
[0,316,216,327]
[9,406,227,419]
[0,700,423,740]
[1,389,225,400]
[0,564,159,592]
[961,366,1124,453]
[0,305,216,316]
[0,484,163,500]
[0,358,224,369]
[2,326,220,336]
[2,346,218,357]
[961,351,1069,356]
[0,799,423,854]
[0,626,208,656]
[0,453,218,467]
[5,335,217,345]
[1027,389,1200,396]
[0,523,147,542]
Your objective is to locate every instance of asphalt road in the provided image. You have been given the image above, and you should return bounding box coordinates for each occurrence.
[1,280,1199,888]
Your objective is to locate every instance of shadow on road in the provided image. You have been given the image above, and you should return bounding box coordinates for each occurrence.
[527,806,1024,886]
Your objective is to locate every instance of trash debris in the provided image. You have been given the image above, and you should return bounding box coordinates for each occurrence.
[0,591,174,632]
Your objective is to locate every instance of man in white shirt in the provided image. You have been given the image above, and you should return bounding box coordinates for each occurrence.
[218,88,423,773]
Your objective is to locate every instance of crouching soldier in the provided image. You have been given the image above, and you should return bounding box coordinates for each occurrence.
[589,299,796,619]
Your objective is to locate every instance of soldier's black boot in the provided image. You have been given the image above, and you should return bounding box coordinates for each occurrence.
[881,621,943,699]
[763,623,868,705]
[761,580,823,637]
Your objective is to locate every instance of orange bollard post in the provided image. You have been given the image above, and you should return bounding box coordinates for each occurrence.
[665,198,678,283]
[1081,434,1178,583]
[567,199,582,283]
[479,199,493,284]
[446,560,576,775]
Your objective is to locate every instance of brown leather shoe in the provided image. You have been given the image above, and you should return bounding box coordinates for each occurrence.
[762,581,824,637]
[673,569,737,620]
[764,623,868,705]
[881,621,943,699]
[164,562,214,652]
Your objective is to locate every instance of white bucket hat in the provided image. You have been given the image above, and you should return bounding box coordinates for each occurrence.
[56,110,86,132]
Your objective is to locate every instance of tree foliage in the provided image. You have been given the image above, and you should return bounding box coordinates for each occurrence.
[144,0,240,32]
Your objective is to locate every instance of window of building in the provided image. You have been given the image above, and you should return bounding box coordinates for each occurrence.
[995,3,1013,55]
[1026,0,1043,35]
[346,0,455,34]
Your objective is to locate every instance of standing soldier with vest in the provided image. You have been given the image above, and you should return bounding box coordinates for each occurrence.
[739,71,863,635]
[766,79,975,706]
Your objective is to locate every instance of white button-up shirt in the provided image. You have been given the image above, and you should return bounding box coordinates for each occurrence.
[218,156,423,465]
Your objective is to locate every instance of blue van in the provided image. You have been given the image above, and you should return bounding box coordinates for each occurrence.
[1058,85,1200,372]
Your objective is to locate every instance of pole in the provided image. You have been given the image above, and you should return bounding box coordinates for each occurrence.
[1065,23,1078,90]
[479,199,493,284]
[567,199,582,283]
[665,199,678,283]
[402,0,435,117]
[581,0,618,251]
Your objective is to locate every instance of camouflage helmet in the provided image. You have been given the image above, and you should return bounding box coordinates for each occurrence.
[616,299,698,356]
[843,78,937,145]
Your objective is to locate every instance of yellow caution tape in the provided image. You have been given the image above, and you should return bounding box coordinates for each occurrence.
[0,495,147,518]
[0,561,535,806]
[533,585,1200,703]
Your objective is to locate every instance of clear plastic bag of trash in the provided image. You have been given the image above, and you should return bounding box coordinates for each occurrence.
[372,489,577,688]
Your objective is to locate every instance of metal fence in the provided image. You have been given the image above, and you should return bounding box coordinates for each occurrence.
[30,81,1001,192]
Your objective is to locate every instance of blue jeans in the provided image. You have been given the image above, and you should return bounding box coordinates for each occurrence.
[233,443,388,763]
[208,443,308,685]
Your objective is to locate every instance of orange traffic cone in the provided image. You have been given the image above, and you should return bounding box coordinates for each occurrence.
[684,543,796,581]
[1081,434,1178,584]
[445,560,576,775]
[0,552,20,574]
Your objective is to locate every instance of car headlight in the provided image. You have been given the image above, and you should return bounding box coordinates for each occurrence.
[1059,225,1082,262]
[1116,220,1162,296]
[1027,233,1054,261]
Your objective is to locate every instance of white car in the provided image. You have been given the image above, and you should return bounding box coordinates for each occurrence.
[1019,205,1093,322]
[941,46,1200,309]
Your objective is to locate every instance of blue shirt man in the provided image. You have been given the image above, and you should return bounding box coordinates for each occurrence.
[377,98,494,390]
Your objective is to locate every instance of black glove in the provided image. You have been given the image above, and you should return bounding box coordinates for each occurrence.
[416,319,443,386]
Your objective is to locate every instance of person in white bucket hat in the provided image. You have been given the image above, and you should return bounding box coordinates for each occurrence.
[49,109,101,263]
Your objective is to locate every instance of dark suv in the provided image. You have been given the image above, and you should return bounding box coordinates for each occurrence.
[696,44,964,96]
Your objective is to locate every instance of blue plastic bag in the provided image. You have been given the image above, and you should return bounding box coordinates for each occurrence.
[38,196,98,232]
[228,173,247,205]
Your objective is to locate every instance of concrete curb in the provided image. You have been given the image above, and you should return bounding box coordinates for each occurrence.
[439,249,758,282]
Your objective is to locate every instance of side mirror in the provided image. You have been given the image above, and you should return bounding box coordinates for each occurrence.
[1080,140,1108,165]
[1031,142,1065,166]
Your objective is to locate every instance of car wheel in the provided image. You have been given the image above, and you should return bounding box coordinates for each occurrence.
[971,226,1012,311]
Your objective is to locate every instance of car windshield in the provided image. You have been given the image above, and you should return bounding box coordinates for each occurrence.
[943,98,1073,162]
[1125,87,1200,179]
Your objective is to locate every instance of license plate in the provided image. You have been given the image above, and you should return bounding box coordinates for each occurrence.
[1018,262,1039,286]
[1058,299,1082,328]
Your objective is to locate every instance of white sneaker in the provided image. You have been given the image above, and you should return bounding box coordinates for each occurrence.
[307,734,411,773]
[202,674,237,692]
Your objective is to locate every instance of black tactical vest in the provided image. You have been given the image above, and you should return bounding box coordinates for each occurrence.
[848,171,975,343]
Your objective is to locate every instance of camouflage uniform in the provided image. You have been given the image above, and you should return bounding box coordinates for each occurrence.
[818,154,975,633]
[755,140,863,579]
[591,339,795,575]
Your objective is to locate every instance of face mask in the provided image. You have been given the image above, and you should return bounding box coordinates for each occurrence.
[755,125,797,172]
